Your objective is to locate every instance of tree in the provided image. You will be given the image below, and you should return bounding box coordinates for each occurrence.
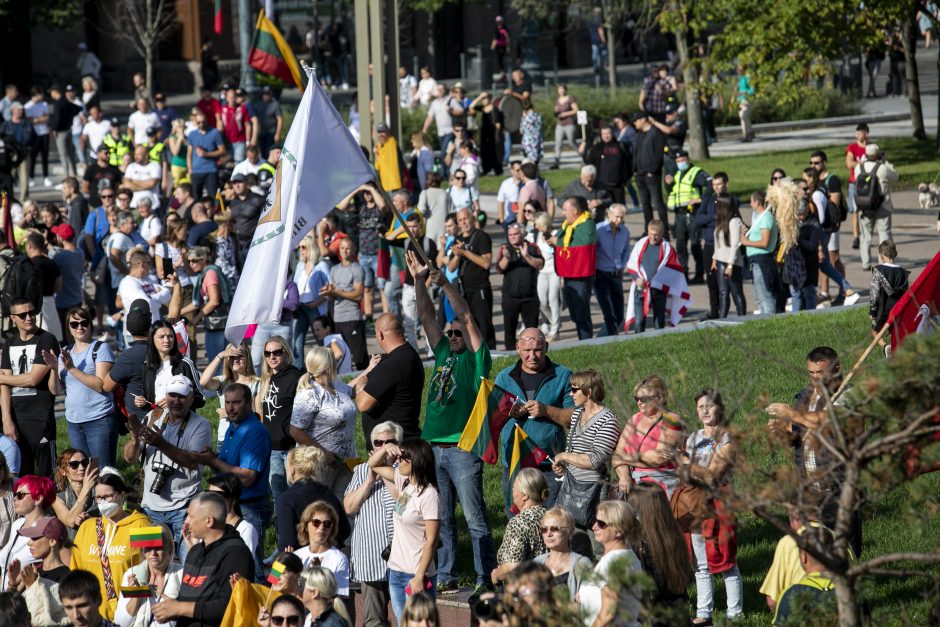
[106,0,179,95]
[698,330,940,625]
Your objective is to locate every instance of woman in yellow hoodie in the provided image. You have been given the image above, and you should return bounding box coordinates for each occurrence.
[69,470,152,621]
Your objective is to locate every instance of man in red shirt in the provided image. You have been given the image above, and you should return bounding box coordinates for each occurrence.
[197,85,223,132]
[844,122,869,250]
[221,85,250,163]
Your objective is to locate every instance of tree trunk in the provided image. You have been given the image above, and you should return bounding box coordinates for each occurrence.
[426,11,434,68]
[145,53,153,101]
[832,573,863,627]
[604,1,616,89]
[936,48,940,153]
[673,19,708,160]
[901,14,927,140]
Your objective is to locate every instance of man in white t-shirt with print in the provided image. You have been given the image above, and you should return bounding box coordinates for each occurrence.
[496,159,523,227]
[80,105,111,157]
[128,98,160,145]
[123,145,162,209]
[117,250,171,326]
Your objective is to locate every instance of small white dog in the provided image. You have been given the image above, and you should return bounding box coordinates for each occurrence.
[917,183,940,209]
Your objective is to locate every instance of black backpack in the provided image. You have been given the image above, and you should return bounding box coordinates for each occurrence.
[854,163,884,218]
[819,176,844,231]
[1,253,43,318]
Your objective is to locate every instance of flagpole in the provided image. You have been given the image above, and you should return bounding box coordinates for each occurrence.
[371,181,434,268]
[513,422,556,466]
[832,322,890,403]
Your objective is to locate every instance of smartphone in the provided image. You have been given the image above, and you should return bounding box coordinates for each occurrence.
[88,457,99,474]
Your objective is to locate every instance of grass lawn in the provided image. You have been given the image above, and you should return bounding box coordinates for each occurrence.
[70,307,938,623]
[477,136,940,198]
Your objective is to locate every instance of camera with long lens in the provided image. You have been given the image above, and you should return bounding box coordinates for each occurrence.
[150,461,176,494]
[472,597,506,622]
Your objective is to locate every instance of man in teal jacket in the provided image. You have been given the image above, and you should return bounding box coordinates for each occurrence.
[494,328,575,515]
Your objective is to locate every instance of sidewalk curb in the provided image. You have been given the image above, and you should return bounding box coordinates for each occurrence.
[715,111,911,138]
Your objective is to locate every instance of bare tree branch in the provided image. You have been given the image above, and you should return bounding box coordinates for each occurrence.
[848,551,940,577]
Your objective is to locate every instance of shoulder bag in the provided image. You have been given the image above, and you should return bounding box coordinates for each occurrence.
[555,408,605,529]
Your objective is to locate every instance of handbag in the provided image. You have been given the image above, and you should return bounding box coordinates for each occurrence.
[669,482,713,533]
[556,473,604,529]
[204,303,229,331]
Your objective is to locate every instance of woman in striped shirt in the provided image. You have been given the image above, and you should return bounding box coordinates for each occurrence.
[552,369,621,529]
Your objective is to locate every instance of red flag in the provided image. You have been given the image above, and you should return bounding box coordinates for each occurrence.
[887,250,940,348]
[1,193,15,249]
[213,0,223,35]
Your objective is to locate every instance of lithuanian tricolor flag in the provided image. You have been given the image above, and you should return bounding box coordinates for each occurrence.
[457,377,520,464]
[120,585,151,598]
[248,10,305,92]
[554,211,597,279]
[507,424,549,512]
[267,560,287,585]
[129,526,163,549]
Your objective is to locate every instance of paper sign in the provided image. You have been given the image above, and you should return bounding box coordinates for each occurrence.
[576,110,588,126]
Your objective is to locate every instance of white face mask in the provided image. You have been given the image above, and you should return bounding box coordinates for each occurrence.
[97,500,121,518]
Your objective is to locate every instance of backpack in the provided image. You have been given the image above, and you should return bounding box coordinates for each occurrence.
[782,243,806,289]
[1,253,42,318]
[854,163,884,218]
[818,177,844,231]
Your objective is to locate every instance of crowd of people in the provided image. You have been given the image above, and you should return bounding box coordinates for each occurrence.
[0,60,916,627]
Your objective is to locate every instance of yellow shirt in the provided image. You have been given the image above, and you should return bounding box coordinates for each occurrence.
[759,533,805,603]
[69,510,152,621]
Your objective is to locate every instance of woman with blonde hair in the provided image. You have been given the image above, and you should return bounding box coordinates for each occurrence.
[114,524,182,627]
[533,507,593,601]
[491,467,550,584]
[293,501,350,598]
[578,500,644,627]
[255,335,301,504]
[200,341,260,444]
[401,591,439,627]
[300,566,351,627]
[291,233,330,368]
[612,375,684,497]
[289,347,356,500]
[166,118,189,185]
[276,446,350,552]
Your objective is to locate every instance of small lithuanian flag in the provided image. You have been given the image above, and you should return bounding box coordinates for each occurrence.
[248,9,305,92]
[267,560,287,585]
[121,585,151,598]
[129,526,164,549]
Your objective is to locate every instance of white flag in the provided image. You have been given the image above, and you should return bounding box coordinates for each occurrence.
[225,70,375,345]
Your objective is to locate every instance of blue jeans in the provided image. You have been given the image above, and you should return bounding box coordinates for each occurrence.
[818,231,850,293]
[563,277,594,339]
[203,328,226,377]
[388,568,436,622]
[240,496,272,579]
[501,465,561,519]
[71,132,86,165]
[594,271,624,336]
[143,507,189,562]
[383,265,403,316]
[750,259,776,315]
[790,284,817,312]
[438,133,455,178]
[633,287,666,333]
[291,306,318,369]
[269,449,289,506]
[67,415,118,468]
[592,43,609,74]
[433,446,496,586]
[503,130,512,165]
[250,322,293,375]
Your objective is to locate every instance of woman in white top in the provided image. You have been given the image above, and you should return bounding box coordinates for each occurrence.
[291,233,330,369]
[415,67,437,107]
[578,500,644,627]
[454,141,481,194]
[293,501,351,597]
[417,172,452,244]
[0,476,56,590]
[114,524,183,627]
[200,342,260,444]
[528,210,561,339]
[289,347,356,500]
[446,168,480,214]
[711,194,747,318]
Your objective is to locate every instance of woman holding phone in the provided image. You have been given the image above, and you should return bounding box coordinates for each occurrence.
[52,448,99,538]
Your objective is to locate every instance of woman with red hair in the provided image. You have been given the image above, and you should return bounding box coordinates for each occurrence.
[0,475,55,589]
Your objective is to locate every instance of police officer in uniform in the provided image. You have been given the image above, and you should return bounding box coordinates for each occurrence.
[665,149,710,279]
[102,117,132,167]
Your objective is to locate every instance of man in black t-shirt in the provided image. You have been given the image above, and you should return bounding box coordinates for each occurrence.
[0,297,60,476]
[810,150,848,301]
[82,145,122,207]
[104,299,152,422]
[447,207,496,349]
[495,224,543,350]
[632,112,669,232]
[351,313,424,441]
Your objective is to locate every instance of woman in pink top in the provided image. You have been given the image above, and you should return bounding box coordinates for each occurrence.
[612,375,685,497]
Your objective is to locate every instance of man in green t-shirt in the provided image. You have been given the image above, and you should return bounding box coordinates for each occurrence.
[406,250,496,598]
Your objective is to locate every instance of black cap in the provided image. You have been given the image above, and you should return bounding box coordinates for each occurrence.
[674,149,689,159]
[230,173,247,182]
[50,84,63,93]
[631,111,648,123]
[261,86,273,94]
[236,88,247,97]
[126,299,152,336]
[665,102,678,114]
[375,123,389,133]
[269,143,282,151]
[65,84,76,92]
[110,117,120,125]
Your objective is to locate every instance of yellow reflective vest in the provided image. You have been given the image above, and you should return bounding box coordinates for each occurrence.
[102,133,132,167]
[667,165,703,211]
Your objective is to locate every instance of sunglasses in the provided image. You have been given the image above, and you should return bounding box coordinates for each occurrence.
[373,438,398,448]
[230,355,244,361]
[524,210,535,214]
[13,491,31,500]
[100,194,114,199]
[594,519,609,530]
[69,319,91,329]
[397,452,412,462]
[570,386,581,392]
[635,395,654,404]
[809,161,822,166]
[446,329,463,338]
[771,176,783,182]
[264,349,285,358]
[307,518,335,529]
[540,525,569,535]
[68,459,90,469]
[271,617,302,626]
[12,310,37,320]
[454,176,466,181]
[298,244,308,249]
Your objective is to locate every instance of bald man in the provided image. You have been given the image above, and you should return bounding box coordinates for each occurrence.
[349,313,425,440]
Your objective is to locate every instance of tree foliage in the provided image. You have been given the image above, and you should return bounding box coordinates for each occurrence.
[0,0,84,31]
